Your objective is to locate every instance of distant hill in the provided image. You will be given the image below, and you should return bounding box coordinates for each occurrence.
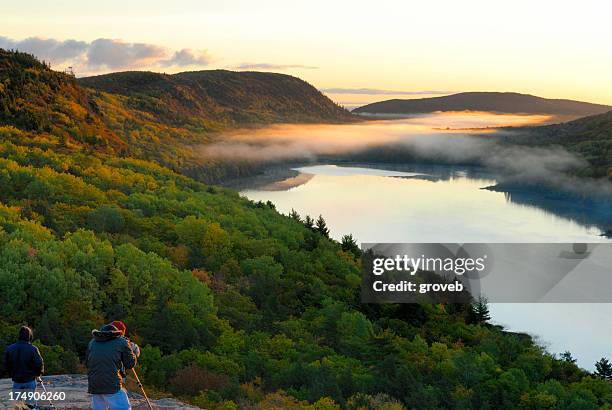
[0,48,353,143]
[353,92,611,117]
[504,110,612,179]
[0,49,354,179]
[79,70,355,127]
[0,49,124,150]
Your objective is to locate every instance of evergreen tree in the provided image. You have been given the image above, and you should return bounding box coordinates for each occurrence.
[289,208,301,222]
[341,234,361,257]
[595,358,612,380]
[304,215,315,230]
[315,214,330,237]
[468,296,491,324]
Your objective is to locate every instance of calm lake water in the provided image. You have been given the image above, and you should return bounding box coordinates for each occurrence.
[227,114,612,370]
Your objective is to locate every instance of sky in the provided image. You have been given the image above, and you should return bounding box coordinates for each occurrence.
[2,0,612,106]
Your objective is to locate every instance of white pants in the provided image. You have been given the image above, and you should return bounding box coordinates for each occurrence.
[91,389,131,410]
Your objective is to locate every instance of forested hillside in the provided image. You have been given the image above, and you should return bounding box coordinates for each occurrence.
[79,70,355,127]
[0,49,123,150]
[504,111,612,180]
[1,50,612,409]
[1,49,354,182]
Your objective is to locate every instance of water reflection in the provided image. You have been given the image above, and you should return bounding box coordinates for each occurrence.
[497,189,612,238]
[238,163,611,239]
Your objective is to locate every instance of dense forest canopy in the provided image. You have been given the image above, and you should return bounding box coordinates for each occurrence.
[1,50,612,408]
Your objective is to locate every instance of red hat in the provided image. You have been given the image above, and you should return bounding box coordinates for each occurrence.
[111,320,126,336]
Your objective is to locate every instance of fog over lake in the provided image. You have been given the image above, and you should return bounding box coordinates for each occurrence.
[228,113,612,370]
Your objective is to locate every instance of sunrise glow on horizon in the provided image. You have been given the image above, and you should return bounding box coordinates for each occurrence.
[3,0,612,105]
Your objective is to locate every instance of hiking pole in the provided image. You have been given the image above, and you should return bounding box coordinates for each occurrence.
[37,377,55,409]
[131,368,154,410]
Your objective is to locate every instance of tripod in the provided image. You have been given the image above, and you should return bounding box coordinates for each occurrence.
[37,377,55,409]
[131,369,154,410]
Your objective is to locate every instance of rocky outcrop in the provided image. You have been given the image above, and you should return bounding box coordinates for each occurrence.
[0,375,200,410]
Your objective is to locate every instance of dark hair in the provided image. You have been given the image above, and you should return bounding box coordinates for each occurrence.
[18,326,33,342]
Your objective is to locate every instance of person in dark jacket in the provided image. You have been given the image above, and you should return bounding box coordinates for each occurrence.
[4,326,44,387]
[86,323,137,410]
[4,326,44,407]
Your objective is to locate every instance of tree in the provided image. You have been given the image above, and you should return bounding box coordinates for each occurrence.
[468,296,490,324]
[347,393,405,410]
[595,358,612,380]
[289,208,301,222]
[176,215,208,249]
[561,351,576,364]
[341,234,361,257]
[241,256,284,315]
[86,205,125,233]
[202,222,231,270]
[304,215,315,230]
[315,215,330,237]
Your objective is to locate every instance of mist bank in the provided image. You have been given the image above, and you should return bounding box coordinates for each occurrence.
[198,114,612,198]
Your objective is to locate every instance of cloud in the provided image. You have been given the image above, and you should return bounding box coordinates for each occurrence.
[0,36,211,75]
[87,39,167,70]
[321,88,454,95]
[162,48,211,67]
[234,63,318,70]
[0,36,88,64]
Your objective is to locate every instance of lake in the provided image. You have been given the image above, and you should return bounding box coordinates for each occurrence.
[223,114,612,370]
